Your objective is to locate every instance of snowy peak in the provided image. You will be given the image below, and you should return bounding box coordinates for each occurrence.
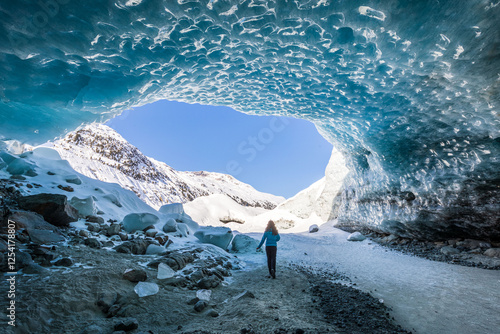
[48,124,284,210]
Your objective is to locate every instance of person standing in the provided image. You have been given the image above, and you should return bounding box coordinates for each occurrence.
[256,220,280,279]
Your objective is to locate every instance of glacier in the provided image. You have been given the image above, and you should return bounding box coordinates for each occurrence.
[0,0,499,240]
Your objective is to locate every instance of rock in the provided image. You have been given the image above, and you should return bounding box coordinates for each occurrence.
[110,235,122,242]
[146,244,165,255]
[114,239,153,255]
[65,175,82,185]
[17,193,78,226]
[7,210,65,244]
[97,291,118,313]
[145,229,158,238]
[157,263,175,279]
[309,224,319,233]
[194,300,208,312]
[118,232,128,241]
[86,215,105,224]
[84,238,102,249]
[381,234,399,244]
[231,234,258,253]
[159,203,185,215]
[134,282,159,297]
[107,223,121,236]
[194,226,233,250]
[7,210,58,232]
[162,218,177,233]
[197,276,221,289]
[107,304,122,318]
[79,229,89,237]
[484,248,500,258]
[15,251,33,270]
[187,297,200,305]
[70,196,97,217]
[86,223,101,232]
[347,232,366,242]
[58,184,74,192]
[54,257,73,267]
[440,246,461,255]
[123,268,147,282]
[29,229,66,244]
[154,235,170,246]
[22,263,49,274]
[79,325,105,334]
[114,318,139,331]
[122,213,159,233]
[458,239,492,250]
[207,309,219,317]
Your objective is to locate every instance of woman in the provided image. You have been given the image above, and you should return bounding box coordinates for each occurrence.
[256,220,280,279]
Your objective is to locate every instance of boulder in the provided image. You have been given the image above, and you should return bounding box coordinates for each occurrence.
[122,213,159,233]
[145,229,158,238]
[154,235,170,246]
[484,248,500,258]
[97,291,118,313]
[197,276,221,289]
[458,239,492,249]
[29,229,65,244]
[85,238,102,249]
[114,239,154,255]
[17,193,78,226]
[70,196,97,217]
[309,224,319,233]
[86,215,105,224]
[194,300,208,312]
[54,258,73,267]
[347,232,366,242]
[7,210,65,244]
[440,246,461,255]
[231,234,258,253]
[194,226,233,250]
[123,269,147,282]
[107,223,121,236]
[114,318,139,331]
[162,218,177,233]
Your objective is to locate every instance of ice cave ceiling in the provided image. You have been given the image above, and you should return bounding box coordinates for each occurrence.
[0,0,499,240]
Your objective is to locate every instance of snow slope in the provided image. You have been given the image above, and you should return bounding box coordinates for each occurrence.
[277,148,349,221]
[45,124,284,210]
[184,193,324,234]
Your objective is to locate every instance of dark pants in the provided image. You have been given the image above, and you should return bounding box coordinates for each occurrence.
[265,246,277,275]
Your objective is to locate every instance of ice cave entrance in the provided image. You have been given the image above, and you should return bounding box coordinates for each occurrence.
[105,99,335,199]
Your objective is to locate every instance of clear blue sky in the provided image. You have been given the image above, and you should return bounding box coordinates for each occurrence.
[106,100,332,198]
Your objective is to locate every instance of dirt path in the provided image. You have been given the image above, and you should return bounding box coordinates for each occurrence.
[1,243,409,334]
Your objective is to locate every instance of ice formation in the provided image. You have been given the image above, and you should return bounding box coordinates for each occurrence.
[0,0,499,240]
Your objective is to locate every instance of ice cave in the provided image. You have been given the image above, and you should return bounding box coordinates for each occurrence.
[0,1,499,333]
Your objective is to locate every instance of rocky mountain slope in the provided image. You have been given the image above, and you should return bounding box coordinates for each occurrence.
[46,124,284,210]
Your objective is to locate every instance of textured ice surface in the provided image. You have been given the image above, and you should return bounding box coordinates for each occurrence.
[0,0,499,239]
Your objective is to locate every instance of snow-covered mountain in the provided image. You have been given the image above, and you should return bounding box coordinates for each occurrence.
[46,124,284,210]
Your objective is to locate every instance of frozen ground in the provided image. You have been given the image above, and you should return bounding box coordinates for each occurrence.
[241,224,500,334]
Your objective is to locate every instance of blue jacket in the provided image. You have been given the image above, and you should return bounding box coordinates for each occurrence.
[257,231,281,248]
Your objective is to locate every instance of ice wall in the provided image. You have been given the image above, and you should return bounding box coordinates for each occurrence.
[0,0,499,240]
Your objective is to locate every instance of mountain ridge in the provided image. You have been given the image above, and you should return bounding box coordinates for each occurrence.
[46,124,284,210]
